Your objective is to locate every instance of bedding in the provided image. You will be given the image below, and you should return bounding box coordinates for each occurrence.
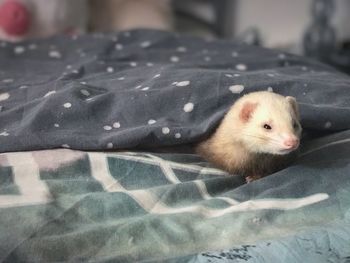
[0,29,350,262]
[1,29,350,152]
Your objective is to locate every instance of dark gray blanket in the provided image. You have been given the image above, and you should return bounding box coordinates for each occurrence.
[1,29,350,153]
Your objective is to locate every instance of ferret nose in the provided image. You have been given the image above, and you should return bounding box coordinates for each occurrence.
[0,0,31,36]
[283,137,299,149]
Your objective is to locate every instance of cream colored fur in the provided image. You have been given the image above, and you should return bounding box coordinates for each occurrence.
[196,91,302,179]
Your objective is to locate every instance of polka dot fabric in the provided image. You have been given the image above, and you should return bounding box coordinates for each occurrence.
[0,29,350,152]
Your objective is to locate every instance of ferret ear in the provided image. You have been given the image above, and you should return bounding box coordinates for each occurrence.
[239,102,258,122]
[286,96,300,119]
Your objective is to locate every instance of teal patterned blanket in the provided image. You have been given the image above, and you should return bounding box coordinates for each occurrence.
[1,130,349,262]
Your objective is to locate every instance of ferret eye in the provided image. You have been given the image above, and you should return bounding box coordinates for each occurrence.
[263,124,272,130]
[293,120,299,130]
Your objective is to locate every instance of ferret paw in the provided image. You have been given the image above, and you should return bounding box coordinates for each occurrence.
[245,175,262,183]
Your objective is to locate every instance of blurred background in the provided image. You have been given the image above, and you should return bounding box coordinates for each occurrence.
[173,0,350,74]
[0,0,349,73]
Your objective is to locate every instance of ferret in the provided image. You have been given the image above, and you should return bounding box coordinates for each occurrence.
[196,91,302,182]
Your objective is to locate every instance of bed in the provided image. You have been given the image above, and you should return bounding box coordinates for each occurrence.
[0,29,350,262]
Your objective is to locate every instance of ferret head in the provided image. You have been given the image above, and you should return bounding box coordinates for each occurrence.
[231,91,302,155]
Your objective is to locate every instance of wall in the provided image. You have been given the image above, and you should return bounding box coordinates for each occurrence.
[233,0,350,48]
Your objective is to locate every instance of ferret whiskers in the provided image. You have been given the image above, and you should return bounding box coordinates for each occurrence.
[228,128,282,145]
[240,133,283,146]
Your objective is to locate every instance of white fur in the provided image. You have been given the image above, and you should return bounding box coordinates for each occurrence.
[226,91,301,155]
[196,91,302,178]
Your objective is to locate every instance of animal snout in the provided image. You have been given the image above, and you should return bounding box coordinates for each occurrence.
[283,137,299,149]
[0,0,31,36]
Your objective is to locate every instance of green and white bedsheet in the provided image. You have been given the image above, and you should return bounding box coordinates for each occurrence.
[1,130,349,262]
